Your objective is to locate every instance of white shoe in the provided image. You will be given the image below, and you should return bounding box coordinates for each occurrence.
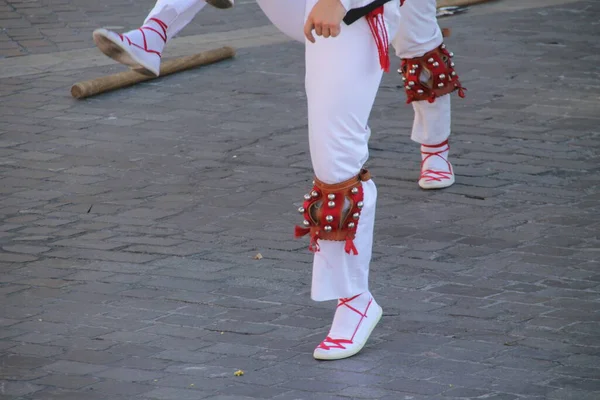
[313,293,382,361]
[92,17,167,77]
[418,139,455,190]
[206,0,234,8]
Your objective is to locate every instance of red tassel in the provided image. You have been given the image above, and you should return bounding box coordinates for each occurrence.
[458,87,466,98]
[309,237,320,253]
[366,7,390,72]
[344,238,358,255]
[294,226,310,238]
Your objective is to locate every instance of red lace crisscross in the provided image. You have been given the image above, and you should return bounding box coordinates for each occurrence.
[118,17,167,57]
[420,140,453,183]
[317,294,372,351]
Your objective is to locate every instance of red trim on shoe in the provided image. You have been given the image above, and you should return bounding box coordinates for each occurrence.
[420,140,453,184]
[118,17,168,58]
[317,294,373,351]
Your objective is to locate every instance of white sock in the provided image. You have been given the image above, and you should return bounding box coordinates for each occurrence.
[421,140,451,173]
[327,291,373,341]
[122,12,173,55]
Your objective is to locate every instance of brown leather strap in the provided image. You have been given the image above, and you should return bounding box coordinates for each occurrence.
[313,169,371,192]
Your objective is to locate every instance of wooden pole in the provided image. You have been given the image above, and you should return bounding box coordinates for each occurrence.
[71,46,236,99]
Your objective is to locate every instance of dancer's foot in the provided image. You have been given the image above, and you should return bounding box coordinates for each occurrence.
[206,0,234,8]
[313,292,382,361]
[92,17,167,77]
[418,139,455,190]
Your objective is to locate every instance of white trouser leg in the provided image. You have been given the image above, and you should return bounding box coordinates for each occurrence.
[392,0,450,145]
[257,0,397,302]
[145,0,208,40]
[306,2,387,302]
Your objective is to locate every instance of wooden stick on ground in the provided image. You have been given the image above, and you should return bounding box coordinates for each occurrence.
[71,46,236,99]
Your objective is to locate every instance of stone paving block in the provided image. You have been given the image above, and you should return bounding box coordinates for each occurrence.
[142,387,215,400]
[31,374,99,390]
[83,380,154,396]
[0,381,44,397]
[42,360,108,376]
[1,1,600,400]
[95,367,164,383]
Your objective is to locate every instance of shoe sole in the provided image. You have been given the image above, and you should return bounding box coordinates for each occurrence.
[206,0,234,9]
[92,29,159,77]
[419,174,455,190]
[313,305,383,361]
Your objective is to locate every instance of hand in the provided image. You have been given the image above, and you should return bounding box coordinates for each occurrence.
[304,0,347,43]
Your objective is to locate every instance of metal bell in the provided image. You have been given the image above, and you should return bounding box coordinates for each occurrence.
[451,62,455,67]
[408,81,415,87]
[433,62,439,67]
[451,71,456,76]
[357,201,364,208]
[449,52,454,57]
[303,194,311,200]
[325,215,333,222]
[405,85,410,90]
[327,194,335,200]
[311,190,319,198]
[324,225,332,232]
[438,83,445,88]
[413,64,419,69]
[351,187,359,194]
[327,201,336,208]
[298,207,305,213]
[441,44,446,49]
[417,89,424,94]
[428,57,434,63]
[353,212,360,219]
[303,220,310,227]
[348,222,355,229]
[439,74,446,79]
[401,76,406,82]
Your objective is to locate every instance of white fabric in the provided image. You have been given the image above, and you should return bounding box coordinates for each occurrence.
[122,18,168,55]
[256,0,399,301]
[145,0,208,39]
[137,0,453,299]
[141,0,450,145]
[339,0,378,11]
[329,291,372,340]
[392,0,451,145]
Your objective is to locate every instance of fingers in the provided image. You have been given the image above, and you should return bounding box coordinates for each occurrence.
[304,20,315,43]
[329,24,340,38]
[304,19,341,42]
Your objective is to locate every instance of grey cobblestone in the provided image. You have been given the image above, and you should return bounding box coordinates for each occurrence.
[1,0,600,399]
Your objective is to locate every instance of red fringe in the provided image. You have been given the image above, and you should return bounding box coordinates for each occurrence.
[294,226,310,238]
[366,7,390,72]
[344,238,358,255]
[309,237,320,253]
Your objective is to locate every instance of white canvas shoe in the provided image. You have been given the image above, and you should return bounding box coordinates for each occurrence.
[206,0,234,8]
[313,292,382,361]
[418,139,455,190]
[92,17,167,77]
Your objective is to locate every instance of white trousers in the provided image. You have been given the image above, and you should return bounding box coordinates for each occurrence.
[392,0,451,146]
[259,0,399,301]
[142,0,449,300]
[145,0,451,147]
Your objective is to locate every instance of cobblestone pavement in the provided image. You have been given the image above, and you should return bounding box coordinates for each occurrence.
[1,0,599,399]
